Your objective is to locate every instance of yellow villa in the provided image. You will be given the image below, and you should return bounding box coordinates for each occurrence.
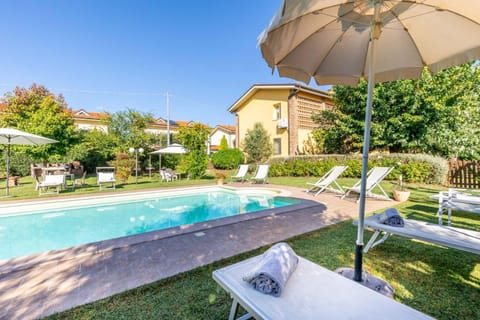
[228,84,334,157]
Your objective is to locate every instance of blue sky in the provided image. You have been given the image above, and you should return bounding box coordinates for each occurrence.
[0,0,327,126]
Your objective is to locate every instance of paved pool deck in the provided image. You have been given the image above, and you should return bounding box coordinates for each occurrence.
[0,184,396,320]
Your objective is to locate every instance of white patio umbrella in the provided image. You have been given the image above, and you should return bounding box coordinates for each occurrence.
[259,0,480,284]
[150,143,187,177]
[0,128,58,196]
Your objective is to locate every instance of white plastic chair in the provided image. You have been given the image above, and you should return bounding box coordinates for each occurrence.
[306,165,348,196]
[342,166,394,201]
[249,164,269,184]
[230,164,249,183]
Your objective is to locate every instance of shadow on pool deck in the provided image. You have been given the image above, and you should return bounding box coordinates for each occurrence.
[0,184,395,320]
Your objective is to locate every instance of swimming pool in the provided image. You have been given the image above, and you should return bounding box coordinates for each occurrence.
[0,187,299,261]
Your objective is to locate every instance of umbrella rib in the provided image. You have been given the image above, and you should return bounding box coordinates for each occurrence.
[274,5,369,76]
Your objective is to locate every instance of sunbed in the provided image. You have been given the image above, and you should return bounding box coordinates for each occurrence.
[36,174,65,195]
[249,165,269,184]
[306,165,348,196]
[213,255,432,320]
[230,164,249,183]
[430,188,480,225]
[342,166,393,201]
[360,215,480,255]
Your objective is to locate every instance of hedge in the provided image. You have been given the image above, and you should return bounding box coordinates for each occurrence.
[267,153,449,185]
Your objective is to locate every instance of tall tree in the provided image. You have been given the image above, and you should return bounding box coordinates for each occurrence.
[0,84,78,161]
[104,108,155,152]
[242,123,273,163]
[312,62,480,158]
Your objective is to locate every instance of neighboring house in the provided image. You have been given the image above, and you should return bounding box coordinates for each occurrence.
[71,109,109,132]
[228,83,334,157]
[208,125,236,153]
[71,109,209,140]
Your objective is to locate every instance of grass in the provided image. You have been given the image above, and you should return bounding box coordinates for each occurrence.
[6,175,480,319]
[0,173,219,201]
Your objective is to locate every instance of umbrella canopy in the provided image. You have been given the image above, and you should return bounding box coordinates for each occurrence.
[0,128,58,196]
[259,0,480,283]
[150,144,187,178]
[150,143,187,155]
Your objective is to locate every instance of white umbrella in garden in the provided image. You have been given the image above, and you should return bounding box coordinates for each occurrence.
[150,143,187,177]
[259,0,480,285]
[0,128,58,196]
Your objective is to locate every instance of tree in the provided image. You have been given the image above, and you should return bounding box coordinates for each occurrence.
[176,123,210,178]
[105,108,155,151]
[219,135,229,151]
[242,123,273,163]
[311,62,480,158]
[0,84,78,161]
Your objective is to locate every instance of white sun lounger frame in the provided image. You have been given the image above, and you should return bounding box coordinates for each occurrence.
[360,215,480,255]
[213,255,432,320]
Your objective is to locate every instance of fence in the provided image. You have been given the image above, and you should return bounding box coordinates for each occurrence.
[448,160,480,189]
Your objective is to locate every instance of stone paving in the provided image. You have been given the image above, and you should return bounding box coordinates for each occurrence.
[0,184,395,319]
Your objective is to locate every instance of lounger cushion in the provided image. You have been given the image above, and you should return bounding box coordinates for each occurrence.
[243,242,298,297]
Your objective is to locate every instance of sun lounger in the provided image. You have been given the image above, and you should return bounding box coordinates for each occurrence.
[36,174,65,196]
[360,215,480,255]
[249,164,269,184]
[342,166,393,201]
[213,255,432,320]
[230,164,249,183]
[306,165,348,196]
[430,188,480,225]
[97,172,116,190]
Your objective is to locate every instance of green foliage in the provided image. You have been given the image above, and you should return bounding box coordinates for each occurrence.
[219,135,229,151]
[177,123,210,152]
[0,84,78,160]
[108,153,134,184]
[312,63,480,159]
[176,123,210,178]
[177,150,208,179]
[211,148,244,169]
[242,123,273,163]
[267,153,448,184]
[0,151,34,177]
[66,129,120,173]
[105,109,154,152]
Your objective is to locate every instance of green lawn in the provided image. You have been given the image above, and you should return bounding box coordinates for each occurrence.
[8,175,480,319]
[0,173,218,201]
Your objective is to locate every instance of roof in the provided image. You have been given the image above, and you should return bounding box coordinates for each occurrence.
[228,83,332,113]
[210,125,236,136]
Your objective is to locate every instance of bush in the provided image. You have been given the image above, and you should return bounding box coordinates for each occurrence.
[108,153,134,183]
[177,150,208,179]
[211,148,244,169]
[0,151,34,177]
[268,153,448,184]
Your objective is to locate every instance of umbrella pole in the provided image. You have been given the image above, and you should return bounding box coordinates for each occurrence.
[5,141,10,197]
[354,2,381,283]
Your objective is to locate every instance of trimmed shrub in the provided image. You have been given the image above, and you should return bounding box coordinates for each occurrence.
[268,153,448,184]
[211,148,244,170]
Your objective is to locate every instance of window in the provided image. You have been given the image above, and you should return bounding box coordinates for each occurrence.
[272,103,282,120]
[273,138,282,155]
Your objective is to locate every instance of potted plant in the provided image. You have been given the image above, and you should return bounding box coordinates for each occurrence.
[393,173,410,202]
[216,171,227,185]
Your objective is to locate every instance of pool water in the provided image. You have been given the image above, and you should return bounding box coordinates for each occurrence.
[0,190,299,260]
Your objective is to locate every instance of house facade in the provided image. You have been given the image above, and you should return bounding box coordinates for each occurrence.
[228,84,334,157]
[208,125,236,153]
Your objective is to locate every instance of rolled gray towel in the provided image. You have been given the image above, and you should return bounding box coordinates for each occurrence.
[243,242,299,297]
[376,208,404,227]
